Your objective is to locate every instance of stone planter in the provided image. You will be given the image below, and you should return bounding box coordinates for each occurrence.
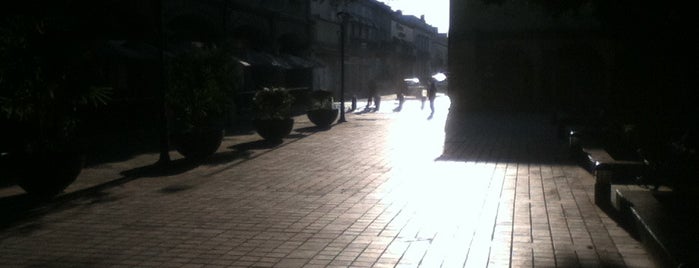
[255,118,294,141]
[307,109,338,128]
[16,151,85,197]
[172,127,225,160]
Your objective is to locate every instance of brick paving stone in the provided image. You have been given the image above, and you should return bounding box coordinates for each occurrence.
[0,96,656,267]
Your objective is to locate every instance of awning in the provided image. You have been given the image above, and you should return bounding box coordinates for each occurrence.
[234,51,288,68]
[280,54,325,69]
[234,51,323,69]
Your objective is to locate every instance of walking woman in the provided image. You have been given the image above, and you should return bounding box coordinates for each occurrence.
[427,78,437,119]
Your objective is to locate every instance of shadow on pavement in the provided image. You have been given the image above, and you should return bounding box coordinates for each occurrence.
[296,125,333,132]
[83,122,257,168]
[0,150,245,229]
[83,131,161,168]
[229,139,284,151]
[555,255,628,268]
[439,113,571,165]
[200,150,253,166]
[120,159,199,178]
[0,179,133,230]
[158,184,195,194]
[0,124,320,229]
[287,133,309,139]
[0,194,45,228]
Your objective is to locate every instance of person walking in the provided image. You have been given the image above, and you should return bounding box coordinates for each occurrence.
[366,79,380,112]
[394,78,406,112]
[427,78,437,119]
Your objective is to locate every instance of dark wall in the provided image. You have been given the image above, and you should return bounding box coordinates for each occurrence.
[448,0,697,123]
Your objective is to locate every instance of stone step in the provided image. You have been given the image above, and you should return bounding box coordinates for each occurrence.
[615,189,699,268]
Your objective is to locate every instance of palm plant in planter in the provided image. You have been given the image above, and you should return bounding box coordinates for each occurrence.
[166,45,239,160]
[0,16,112,196]
[253,87,295,141]
[306,90,338,128]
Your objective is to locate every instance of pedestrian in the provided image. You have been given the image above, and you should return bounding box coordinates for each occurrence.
[364,92,373,111]
[394,79,406,112]
[420,78,428,110]
[427,78,437,119]
[366,79,380,112]
[373,88,381,112]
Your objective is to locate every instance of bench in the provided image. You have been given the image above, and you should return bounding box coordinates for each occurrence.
[582,147,646,208]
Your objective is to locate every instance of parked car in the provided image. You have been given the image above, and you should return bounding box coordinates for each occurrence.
[402,77,425,98]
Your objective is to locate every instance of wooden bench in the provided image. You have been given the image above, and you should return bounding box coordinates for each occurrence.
[582,147,646,208]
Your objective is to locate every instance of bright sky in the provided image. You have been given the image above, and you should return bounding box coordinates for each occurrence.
[378,0,450,33]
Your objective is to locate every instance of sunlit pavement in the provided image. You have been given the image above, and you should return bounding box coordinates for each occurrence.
[0,94,654,267]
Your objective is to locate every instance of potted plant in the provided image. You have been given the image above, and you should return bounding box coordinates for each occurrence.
[306,90,338,128]
[166,44,240,160]
[253,87,295,141]
[0,16,112,196]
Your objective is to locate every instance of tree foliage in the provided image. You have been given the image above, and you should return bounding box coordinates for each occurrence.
[0,14,111,153]
[166,45,240,132]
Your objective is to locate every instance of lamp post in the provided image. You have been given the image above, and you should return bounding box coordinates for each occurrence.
[155,0,171,164]
[337,11,350,123]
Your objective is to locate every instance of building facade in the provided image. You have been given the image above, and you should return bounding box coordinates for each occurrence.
[311,0,446,99]
[431,33,448,75]
[164,0,314,91]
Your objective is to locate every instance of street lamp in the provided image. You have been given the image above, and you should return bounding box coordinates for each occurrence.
[337,11,351,123]
[155,0,171,165]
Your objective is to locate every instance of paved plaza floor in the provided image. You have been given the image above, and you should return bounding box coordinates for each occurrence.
[0,95,655,267]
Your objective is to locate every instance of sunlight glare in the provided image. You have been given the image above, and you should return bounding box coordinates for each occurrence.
[371,99,507,262]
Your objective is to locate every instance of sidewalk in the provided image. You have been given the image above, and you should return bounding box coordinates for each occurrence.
[0,95,393,200]
[0,95,655,267]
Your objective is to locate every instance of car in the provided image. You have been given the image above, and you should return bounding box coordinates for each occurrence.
[402,77,425,98]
